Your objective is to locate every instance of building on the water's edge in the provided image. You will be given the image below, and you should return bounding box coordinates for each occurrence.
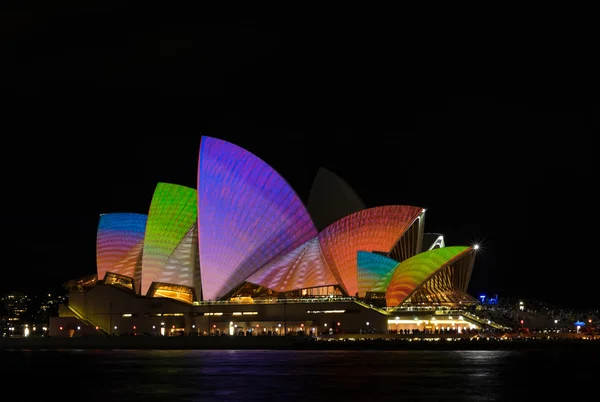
[51,136,500,338]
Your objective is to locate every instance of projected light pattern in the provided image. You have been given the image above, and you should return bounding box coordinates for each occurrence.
[370,263,399,293]
[141,183,198,296]
[114,241,145,294]
[386,246,472,307]
[246,238,337,293]
[198,137,318,301]
[319,205,423,297]
[356,251,399,297]
[164,223,202,298]
[96,213,147,293]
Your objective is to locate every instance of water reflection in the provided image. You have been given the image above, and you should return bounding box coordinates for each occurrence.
[1,349,596,401]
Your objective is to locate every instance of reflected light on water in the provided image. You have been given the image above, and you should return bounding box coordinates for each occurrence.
[0,349,597,401]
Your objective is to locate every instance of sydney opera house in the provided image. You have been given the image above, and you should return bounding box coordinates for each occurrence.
[51,136,493,337]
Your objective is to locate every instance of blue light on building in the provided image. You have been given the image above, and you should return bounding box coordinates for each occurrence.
[479,294,499,305]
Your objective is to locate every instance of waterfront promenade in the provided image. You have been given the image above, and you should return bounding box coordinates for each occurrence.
[1,334,598,351]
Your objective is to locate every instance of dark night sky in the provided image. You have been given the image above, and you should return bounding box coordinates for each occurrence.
[1,5,597,308]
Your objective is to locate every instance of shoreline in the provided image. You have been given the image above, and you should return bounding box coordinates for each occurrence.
[2,336,599,351]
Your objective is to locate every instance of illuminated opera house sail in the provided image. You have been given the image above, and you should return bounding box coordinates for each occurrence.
[141,182,200,303]
[197,137,318,301]
[96,213,147,294]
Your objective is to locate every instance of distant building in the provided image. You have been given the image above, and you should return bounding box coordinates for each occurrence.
[1,291,65,337]
[52,137,492,337]
[0,301,8,336]
[2,291,27,337]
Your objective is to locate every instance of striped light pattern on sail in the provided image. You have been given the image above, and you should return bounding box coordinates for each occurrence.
[370,263,398,293]
[386,246,472,307]
[163,223,202,298]
[198,137,318,301]
[356,251,399,297]
[96,213,147,294]
[318,205,423,297]
[141,183,198,296]
[245,238,337,293]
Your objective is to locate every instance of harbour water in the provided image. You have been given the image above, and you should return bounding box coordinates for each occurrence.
[1,348,597,401]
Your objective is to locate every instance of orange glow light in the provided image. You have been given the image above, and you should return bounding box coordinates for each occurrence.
[319,206,423,296]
